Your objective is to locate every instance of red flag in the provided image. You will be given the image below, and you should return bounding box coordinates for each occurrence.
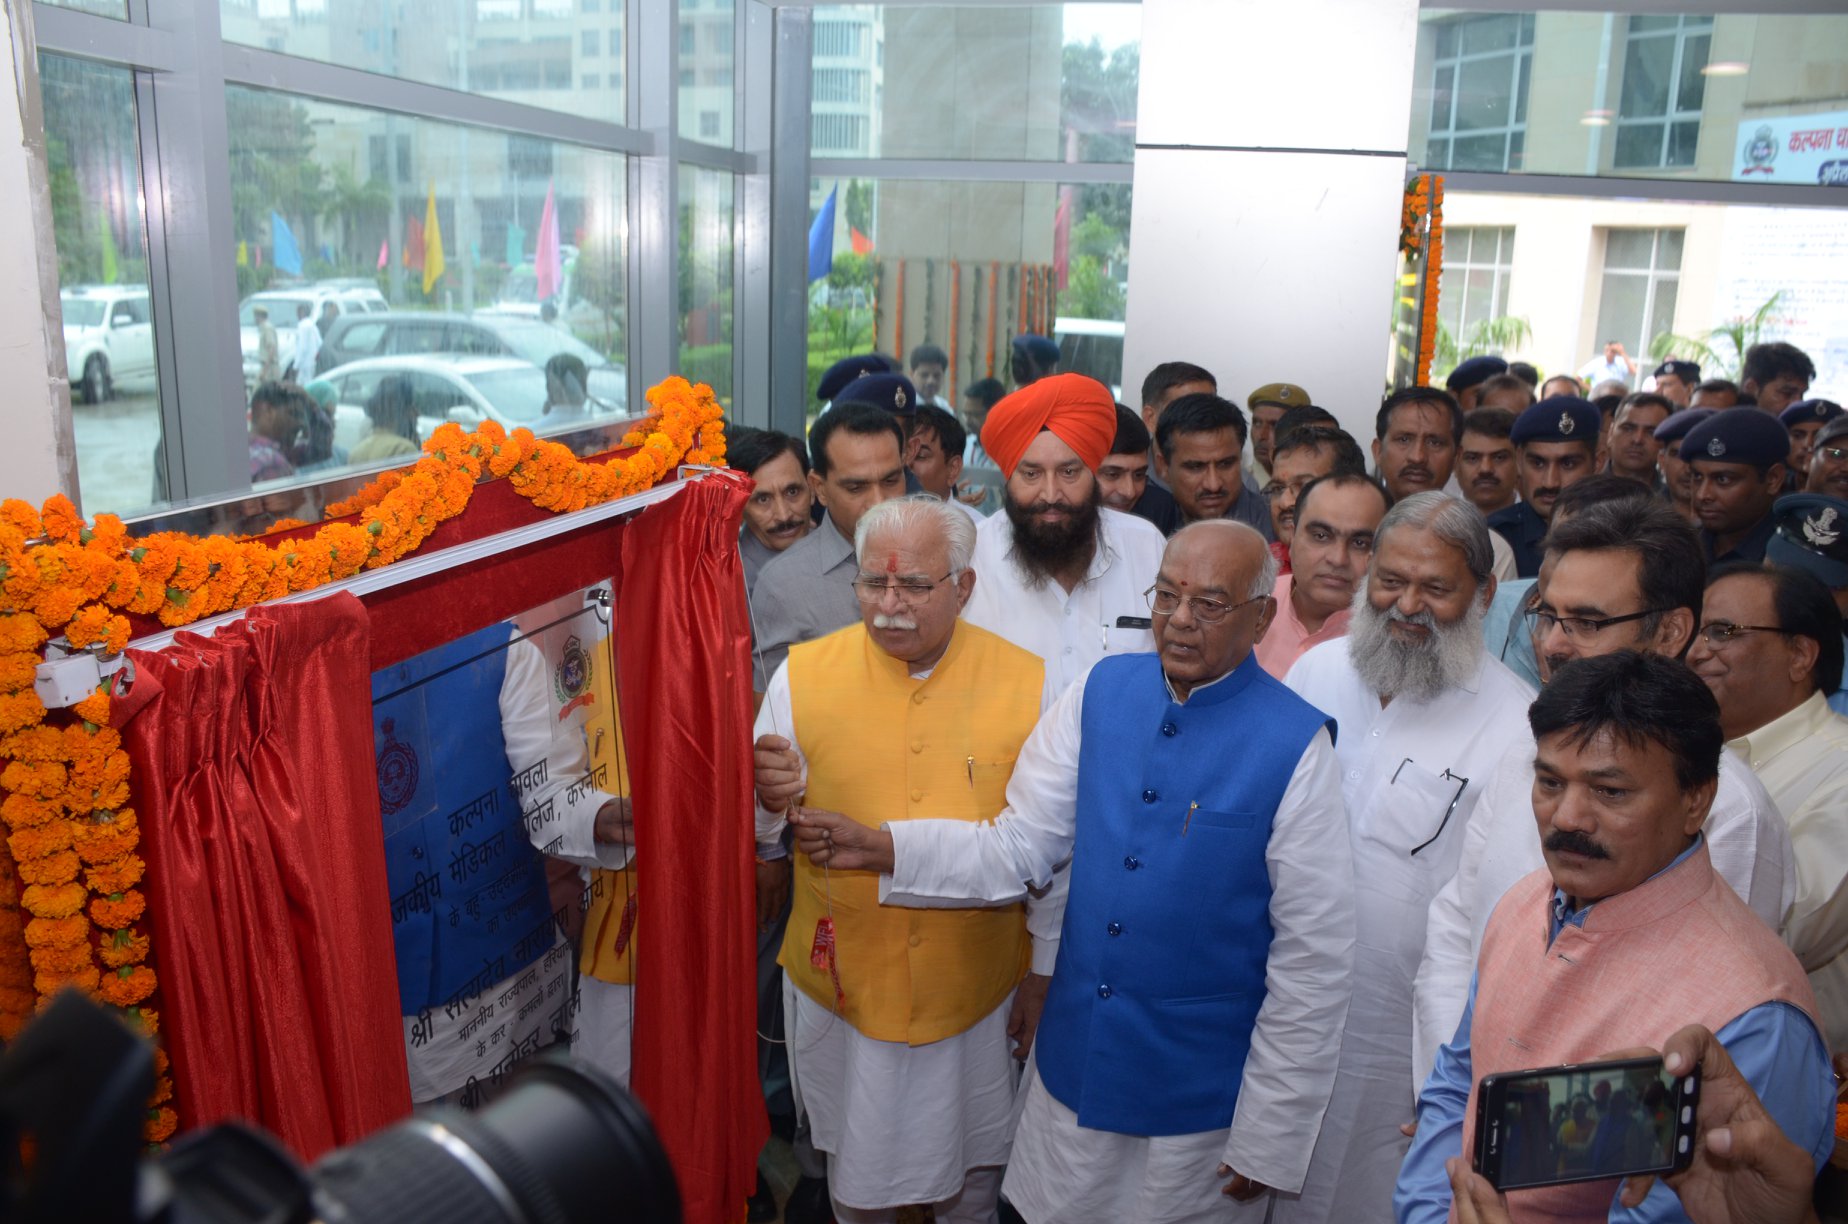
[1052,187,1073,291]
[403,216,424,272]
[850,226,873,256]
[535,180,563,302]
[376,238,388,271]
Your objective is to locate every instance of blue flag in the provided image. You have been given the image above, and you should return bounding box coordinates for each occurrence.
[271,210,303,276]
[807,185,837,283]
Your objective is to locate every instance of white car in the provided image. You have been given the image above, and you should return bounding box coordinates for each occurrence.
[239,283,389,387]
[316,355,634,455]
[61,285,156,404]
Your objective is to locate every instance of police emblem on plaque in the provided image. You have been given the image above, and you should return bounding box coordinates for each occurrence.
[553,634,595,718]
[1741,126,1777,176]
[377,718,419,815]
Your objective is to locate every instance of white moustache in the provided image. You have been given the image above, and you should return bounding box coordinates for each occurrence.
[872,613,919,631]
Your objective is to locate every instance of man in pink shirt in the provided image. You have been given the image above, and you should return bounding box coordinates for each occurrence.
[1256,472,1388,677]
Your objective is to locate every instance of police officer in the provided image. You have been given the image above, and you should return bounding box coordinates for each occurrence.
[1651,359,1701,407]
[1779,398,1846,483]
[1682,407,1791,564]
[816,353,901,409]
[1807,415,1848,502]
[1487,396,1602,577]
[1765,492,1848,716]
[1444,354,1508,413]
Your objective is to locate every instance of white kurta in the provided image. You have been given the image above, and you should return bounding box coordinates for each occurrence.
[1726,691,1848,1052]
[1411,733,1796,1089]
[1275,643,1536,1224]
[882,668,1355,1215]
[960,505,1166,694]
[753,646,1061,1210]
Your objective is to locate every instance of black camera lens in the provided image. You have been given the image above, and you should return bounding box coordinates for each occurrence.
[310,1056,680,1224]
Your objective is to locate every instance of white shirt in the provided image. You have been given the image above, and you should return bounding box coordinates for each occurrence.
[961,506,1166,694]
[882,668,1355,1198]
[293,315,322,377]
[1411,734,1795,1090]
[1728,691,1848,1052]
[1488,530,1517,583]
[1277,643,1535,1223]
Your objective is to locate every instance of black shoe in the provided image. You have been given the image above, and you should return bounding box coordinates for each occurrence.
[782,1174,834,1224]
[746,1170,778,1223]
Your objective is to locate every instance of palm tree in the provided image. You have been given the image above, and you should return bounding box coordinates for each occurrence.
[1649,292,1785,383]
[1433,315,1534,386]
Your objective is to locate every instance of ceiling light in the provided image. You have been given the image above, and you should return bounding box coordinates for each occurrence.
[1702,61,1750,77]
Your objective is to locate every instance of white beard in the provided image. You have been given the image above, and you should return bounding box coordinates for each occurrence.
[1344,587,1487,703]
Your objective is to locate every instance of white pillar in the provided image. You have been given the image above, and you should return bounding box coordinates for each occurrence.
[0,2,79,505]
[1124,0,1421,443]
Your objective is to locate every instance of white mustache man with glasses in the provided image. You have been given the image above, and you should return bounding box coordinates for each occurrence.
[1276,492,1537,1224]
[1412,496,1794,1094]
[791,519,1357,1222]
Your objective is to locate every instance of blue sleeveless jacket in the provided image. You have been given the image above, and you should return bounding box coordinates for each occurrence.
[1034,651,1334,1136]
[371,622,556,1015]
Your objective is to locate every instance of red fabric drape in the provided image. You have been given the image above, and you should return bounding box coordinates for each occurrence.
[117,594,410,1160]
[620,471,766,1224]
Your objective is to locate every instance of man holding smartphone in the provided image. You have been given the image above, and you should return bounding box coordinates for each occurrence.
[1395,652,1834,1223]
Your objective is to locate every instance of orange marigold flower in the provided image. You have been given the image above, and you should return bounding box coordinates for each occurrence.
[0,652,36,692]
[71,810,138,865]
[144,1106,177,1144]
[16,849,79,887]
[33,964,99,998]
[29,940,94,975]
[72,690,112,726]
[0,500,42,538]
[0,690,46,736]
[149,1074,172,1105]
[2,760,66,799]
[8,821,73,861]
[85,853,144,896]
[23,913,89,949]
[0,613,45,653]
[98,927,149,967]
[132,1006,158,1035]
[153,1047,169,1076]
[21,881,87,919]
[65,605,130,655]
[99,964,157,1007]
[90,889,146,930]
[39,495,83,544]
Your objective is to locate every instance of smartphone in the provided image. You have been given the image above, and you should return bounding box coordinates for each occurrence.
[1473,1056,1699,1192]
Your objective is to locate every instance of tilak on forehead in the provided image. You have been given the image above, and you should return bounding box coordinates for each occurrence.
[887,553,899,574]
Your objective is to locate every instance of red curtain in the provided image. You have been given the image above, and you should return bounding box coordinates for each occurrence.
[117,594,410,1160]
[620,471,766,1224]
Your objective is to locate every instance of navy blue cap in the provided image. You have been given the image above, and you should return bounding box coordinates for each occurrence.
[1011,333,1061,367]
[1779,398,1845,429]
[834,372,918,416]
[1768,493,1848,589]
[816,353,900,402]
[1817,414,1848,449]
[1683,407,1792,470]
[1445,355,1508,392]
[1510,396,1601,446]
[1652,359,1701,386]
[1653,407,1715,443]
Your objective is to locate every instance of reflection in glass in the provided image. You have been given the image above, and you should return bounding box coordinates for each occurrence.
[40,54,167,520]
[1413,11,1848,185]
[40,0,126,16]
[1593,228,1682,385]
[222,86,629,528]
[805,179,1131,419]
[219,0,624,125]
[372,584,630,1105]
[679,0,737,146]
[678,165,735,405]
[808,4,1140,162]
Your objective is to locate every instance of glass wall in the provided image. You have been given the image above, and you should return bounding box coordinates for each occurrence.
[1413,11,1848,187]
[678,164,735,406]
[220,0,627,125]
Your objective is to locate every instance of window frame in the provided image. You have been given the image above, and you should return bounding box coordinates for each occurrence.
[1611,14,1712,171]
[1424,13,1534,174]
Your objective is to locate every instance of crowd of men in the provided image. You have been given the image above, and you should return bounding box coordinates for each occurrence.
[680,335,1848,1224]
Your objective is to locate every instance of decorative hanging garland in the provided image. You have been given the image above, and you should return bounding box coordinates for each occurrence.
[1399,173,1446,387]
[0,376,726,1145]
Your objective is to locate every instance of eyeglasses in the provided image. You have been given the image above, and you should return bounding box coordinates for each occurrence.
[852,573,953,605]
[1144,585,1267,624]
[1391,758,1470,857]
[1695,621,1788,646]
[1523,606,1671,642]
[1262,478,1314,501]
[1820,446,1848,464]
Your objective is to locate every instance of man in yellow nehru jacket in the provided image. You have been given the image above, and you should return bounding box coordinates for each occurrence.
[753,493,1059,1224]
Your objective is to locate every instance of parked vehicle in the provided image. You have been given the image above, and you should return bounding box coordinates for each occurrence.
[319,311,627,410]
[1054,315,1126,401]
[61,285,157,404]
[238,283,390,388]
[317,355,629,455]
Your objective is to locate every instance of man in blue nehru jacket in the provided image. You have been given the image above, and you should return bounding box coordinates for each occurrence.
[790,520,1355,1222]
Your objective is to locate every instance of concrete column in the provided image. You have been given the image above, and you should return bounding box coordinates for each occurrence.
[0,2,79,505]
[1123,0,1421,443]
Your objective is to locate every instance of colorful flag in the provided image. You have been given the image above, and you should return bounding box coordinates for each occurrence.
[377,238,388,271]
[237,240,249,268]
[422,184,445,295]
[849,226,873,257]
[505,222,525,268]
[270,210,304,276]
[807,185,837,283]
[535,181,562,302]
[99,205,119,284]
[404,216,424,273]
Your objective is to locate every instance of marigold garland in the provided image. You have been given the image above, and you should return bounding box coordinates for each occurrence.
[1399,173,1445,387]
[0,377,724,1146]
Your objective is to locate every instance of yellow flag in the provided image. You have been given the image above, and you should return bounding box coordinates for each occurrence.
[422,183,445,295]
[236,240,248,268]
